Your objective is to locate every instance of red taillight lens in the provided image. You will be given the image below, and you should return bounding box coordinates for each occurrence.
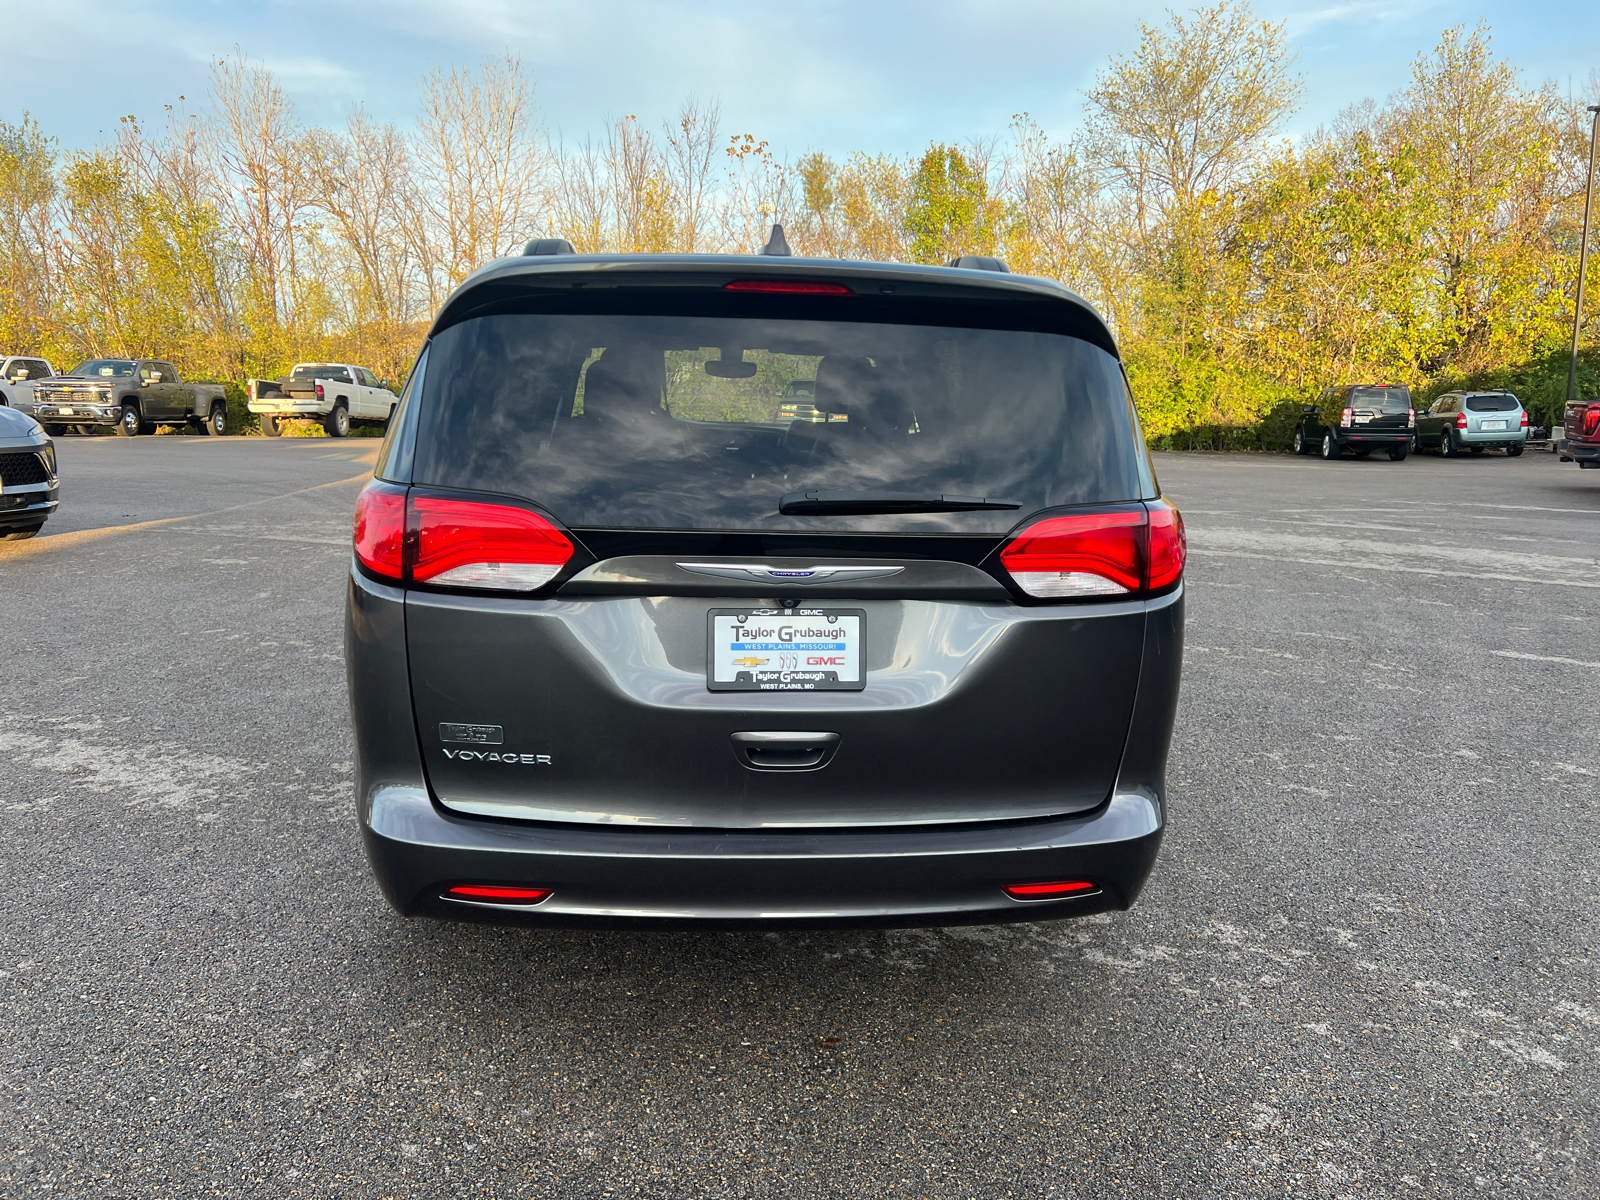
[1408,408,1416,428]
[1340,407,1354,427]
[1584,406,1600,437]
[1004,880,1100,901]
[724,279,853,295]
[1000,510,1144,597]
[999,502,1185,600]
[1519,410,1529,428]
[1456,412,1468,429]
[315,382,324,400]
[352,482,405,579]
[411,496,573,591]
[1146,500,1187,591]
[444,885,552,905]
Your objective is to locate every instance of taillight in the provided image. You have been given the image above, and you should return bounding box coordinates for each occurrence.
[999,501,1185,600]
[1520,411,1528,428]
[315,382,324,400]
[352,481,405,579]
[724,279,853,294]
[1147,501,1187,591]
[443,885,552,905]
[1408,408,1416,428]
[411,496,573,590]
[1456,412,1468,429]
[1584,406,1600,437]
[1340,407,1353,428]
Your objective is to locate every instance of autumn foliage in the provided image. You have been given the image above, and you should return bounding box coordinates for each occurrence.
[0,9,1595,440]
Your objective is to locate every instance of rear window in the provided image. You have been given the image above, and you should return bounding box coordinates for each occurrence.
[291,364,353,383]
[413,314,1147,533]
[1465,394,1519,412]
[1349,386,1410,412]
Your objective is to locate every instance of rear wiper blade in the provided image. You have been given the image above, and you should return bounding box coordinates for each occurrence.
[779,490,1022,516]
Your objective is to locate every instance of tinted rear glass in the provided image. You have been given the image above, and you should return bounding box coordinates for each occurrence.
[1465,394,1518,412]
[413,314,1145,533]
[1349,387,1410,412]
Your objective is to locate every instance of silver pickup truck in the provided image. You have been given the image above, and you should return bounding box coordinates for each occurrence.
[33,358,228,437]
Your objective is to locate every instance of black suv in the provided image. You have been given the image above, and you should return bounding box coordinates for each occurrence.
[1293,384,1414,460]
[346,242,1185,929]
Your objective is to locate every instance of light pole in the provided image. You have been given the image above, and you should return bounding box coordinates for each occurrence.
[1567,104,1600,407]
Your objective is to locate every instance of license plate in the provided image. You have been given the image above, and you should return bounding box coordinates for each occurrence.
[1482,419,1507,430]
[58,407,74,415]
[708,608,865,692]
[1355,415,1372,424]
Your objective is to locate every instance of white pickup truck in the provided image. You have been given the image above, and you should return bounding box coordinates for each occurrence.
[0,355,58,415]
[247,363,396,438]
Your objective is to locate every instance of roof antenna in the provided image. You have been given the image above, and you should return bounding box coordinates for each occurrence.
[759,223,792,256]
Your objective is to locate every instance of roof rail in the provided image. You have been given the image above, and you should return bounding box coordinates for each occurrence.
[949,255,1010,273]
[524,238,576,256]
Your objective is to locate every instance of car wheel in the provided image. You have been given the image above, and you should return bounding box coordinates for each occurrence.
[0,524,44,540]
[1506,442,1524,457]
[1292,427,1306,455]
[325,402,350,438]
[43,423,67,436]
[1440,429,1457,457]
[1388,444,1408,461]
[116,404,141,437]
[1320,432,1340,460]
[260,411,283,437]
[207,404,226,436]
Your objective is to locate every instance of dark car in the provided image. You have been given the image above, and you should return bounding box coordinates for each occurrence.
[1416,390,1528,457]
[0,405,59,540]
[1292,384,1414,460]
[346,241,1185,930]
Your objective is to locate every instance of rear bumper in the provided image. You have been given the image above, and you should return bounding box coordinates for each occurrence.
[1560,439,1599,462]
[1460,430,1527,446]
[361,785,1163,929]
[249,399,331,417]
[1335,430,1409,445]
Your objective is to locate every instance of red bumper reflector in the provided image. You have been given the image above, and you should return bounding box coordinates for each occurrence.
[444,885,553,905]
[724,279,853,295]
[1003,880,1100,901]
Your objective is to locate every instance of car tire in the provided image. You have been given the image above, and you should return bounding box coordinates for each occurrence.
[43,423,67,436]
[325,402,350,438]
[1507,442,1524,457]
[260,411,283,437]
[115,404,141,437]
[203,404,226,436]
[1292,427,1307,455]
[74,425,96,437]
[1,524,44,540]
[1389,444,1408,461]
[1320,432,1340,460]
[1440,429,1457,457]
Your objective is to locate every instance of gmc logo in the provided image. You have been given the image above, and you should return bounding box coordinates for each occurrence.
[807,656,844,666]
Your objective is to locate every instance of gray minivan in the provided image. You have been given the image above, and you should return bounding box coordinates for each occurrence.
[346,245,1185,929]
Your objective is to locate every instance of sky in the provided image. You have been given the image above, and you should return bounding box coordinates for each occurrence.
[4,0,1598,158]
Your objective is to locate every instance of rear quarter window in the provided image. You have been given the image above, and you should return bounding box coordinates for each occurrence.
[412,311,1149,534]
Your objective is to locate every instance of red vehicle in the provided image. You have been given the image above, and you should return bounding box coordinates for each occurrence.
[1560,400,1600,469]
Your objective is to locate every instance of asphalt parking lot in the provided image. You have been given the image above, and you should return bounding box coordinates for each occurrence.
[2,435,1597,1198]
